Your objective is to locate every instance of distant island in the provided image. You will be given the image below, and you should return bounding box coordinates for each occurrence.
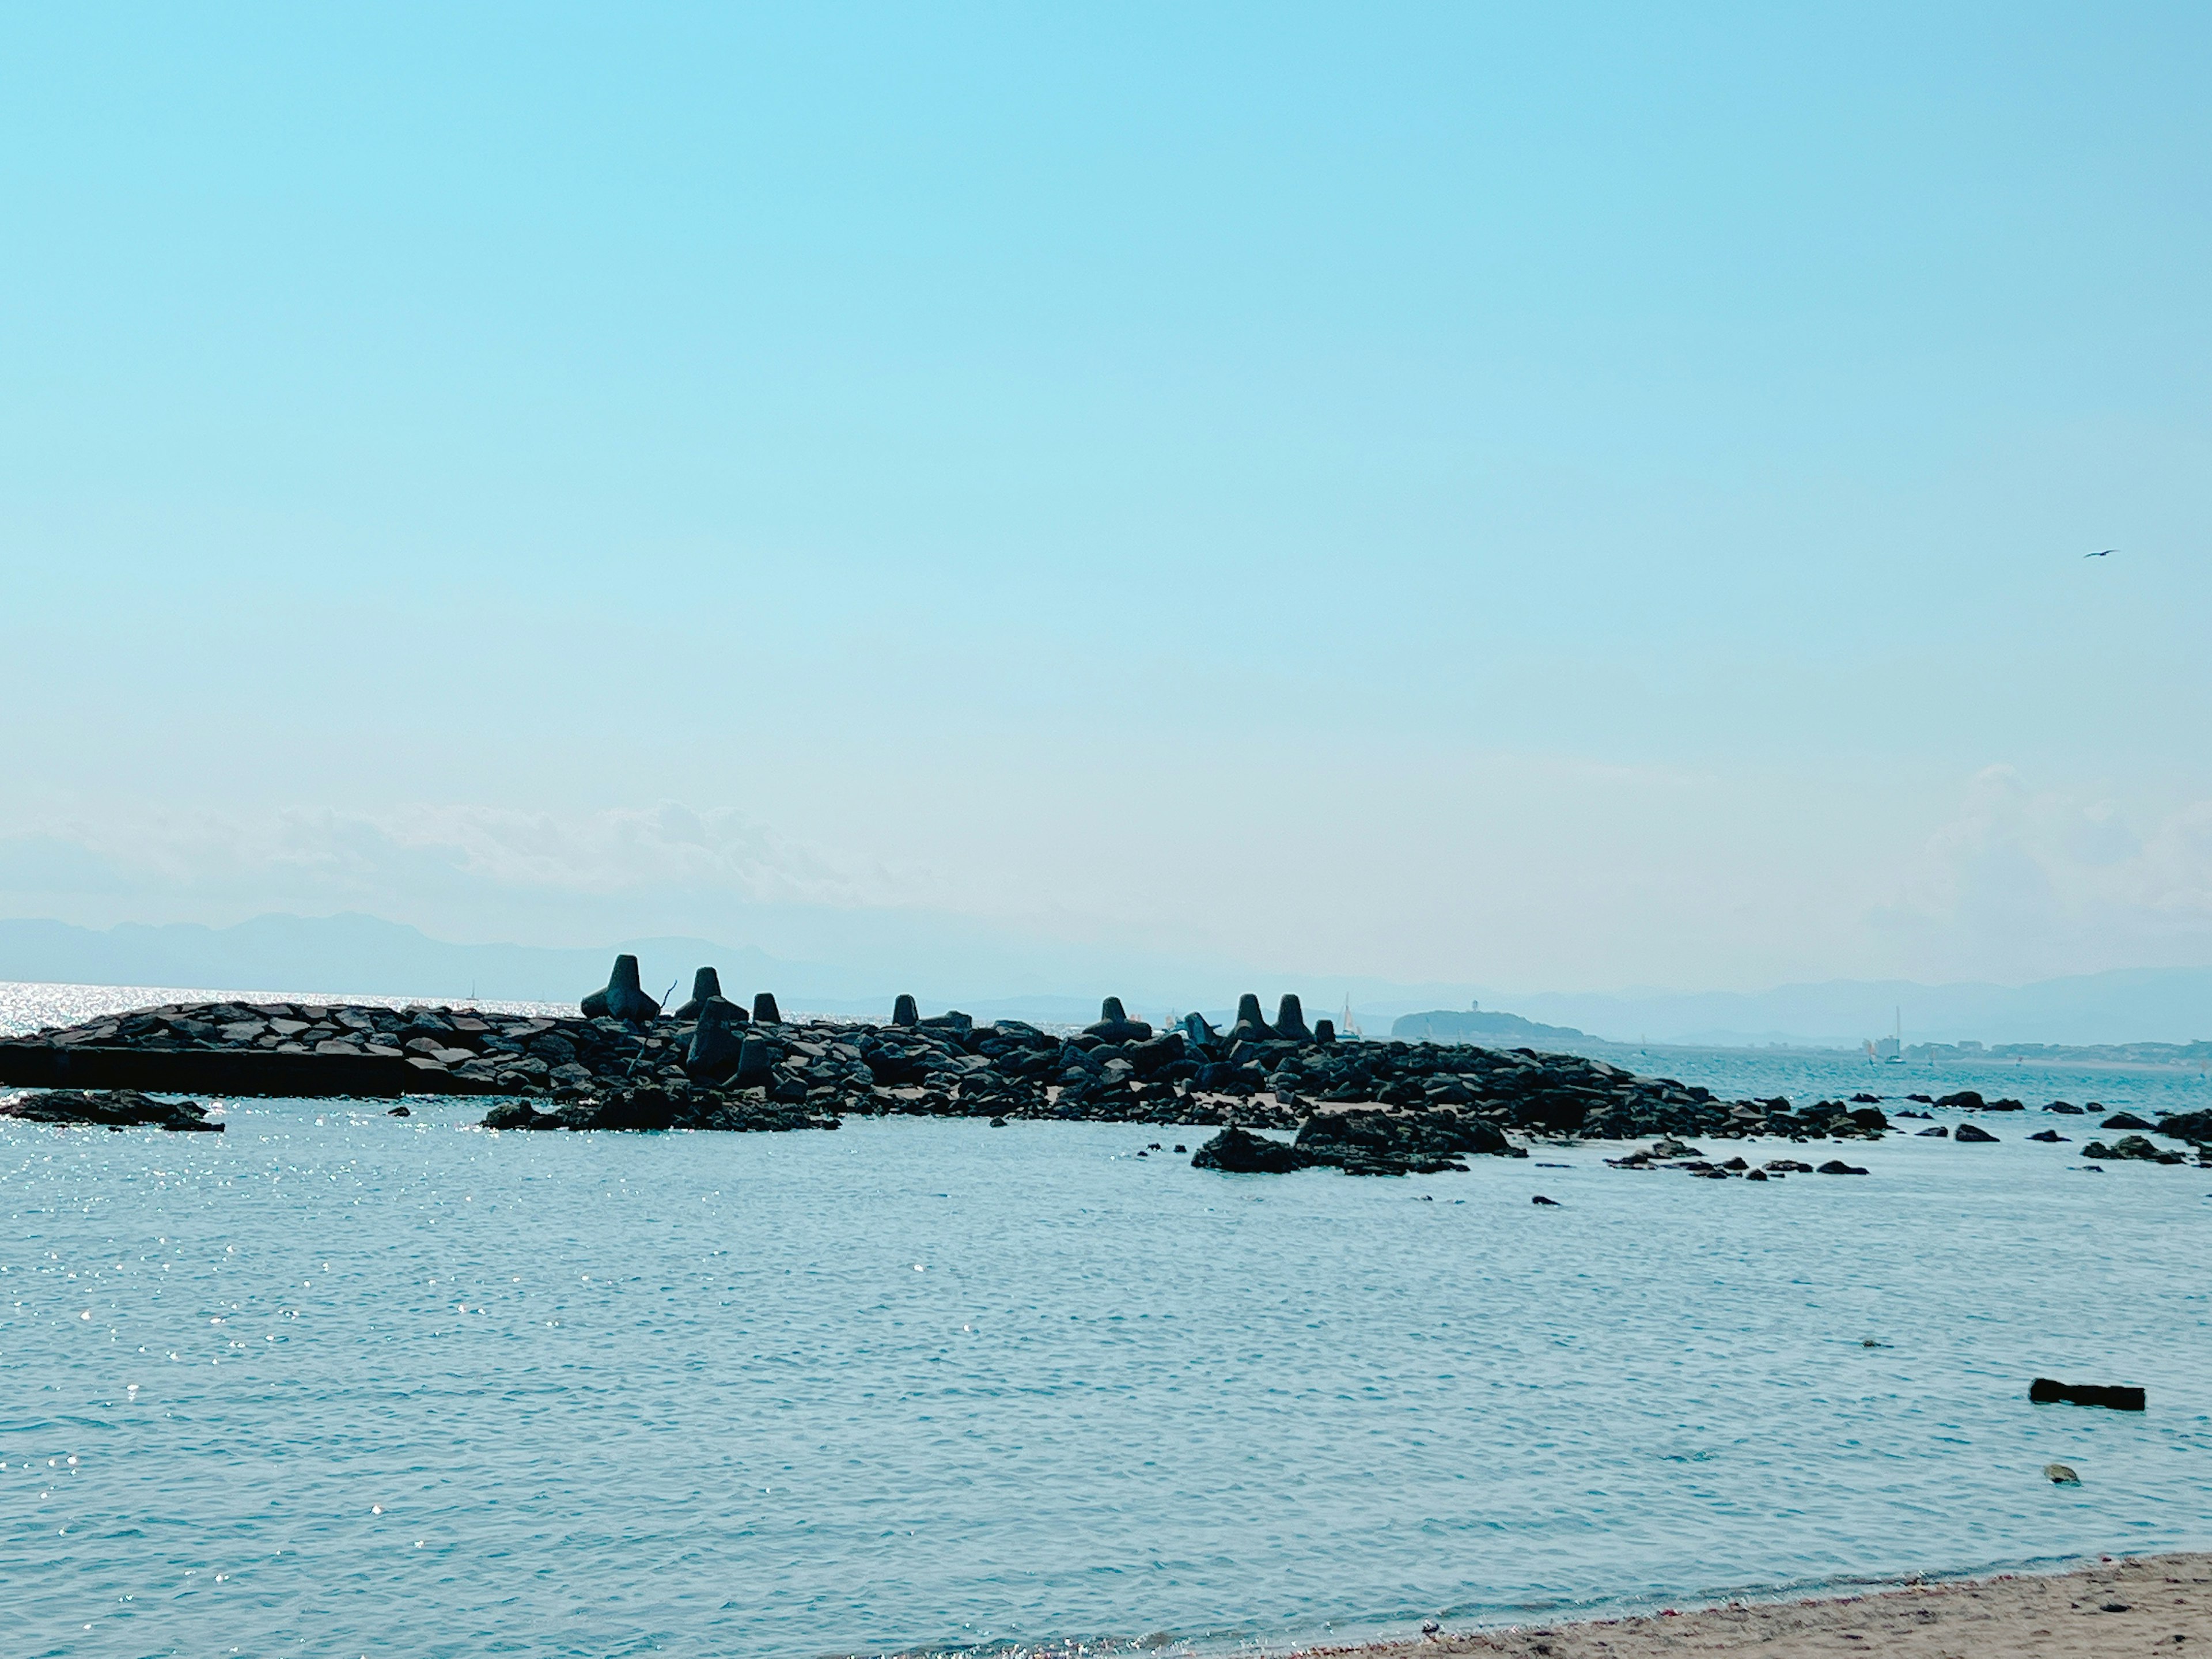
[1390,1003,1590,1045]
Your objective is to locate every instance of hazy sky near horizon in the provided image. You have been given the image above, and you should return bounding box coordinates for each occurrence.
[3,3,2209,994]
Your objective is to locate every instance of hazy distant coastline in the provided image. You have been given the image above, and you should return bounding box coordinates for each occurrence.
[2,912,2209,1052]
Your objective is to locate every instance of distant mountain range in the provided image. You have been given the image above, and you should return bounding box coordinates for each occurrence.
[2,912,2209,1047]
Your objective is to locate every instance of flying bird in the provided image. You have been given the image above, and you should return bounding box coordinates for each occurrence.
[2086,548,2115,558]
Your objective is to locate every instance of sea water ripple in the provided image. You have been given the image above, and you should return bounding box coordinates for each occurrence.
[2,999,2211,1656]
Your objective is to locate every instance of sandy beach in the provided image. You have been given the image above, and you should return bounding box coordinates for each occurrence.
[1319,1554,2212,1658]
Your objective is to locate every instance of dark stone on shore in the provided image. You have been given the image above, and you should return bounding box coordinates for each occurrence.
[892,994,919,1027]
[1191,1126,1310,1173]
[673,967,723,1020]
[1,1088,222,1131]
[2100,1112,2154,1131]
[1816,1159,1868,1175]
[686,998,748,1081]
[752,992,782,1025]
[1953,1123,1999,1143]
[2031,1377,2146,1411]
[581,954,660,1023]
[1272,995,1314,1044]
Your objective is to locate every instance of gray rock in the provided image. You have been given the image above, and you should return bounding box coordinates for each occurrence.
[1313,1018,1336,1043]
[1273,994,1313,1044]
[1953,1123,1998,1143]
[892,994,919,1027]
[752,992,782,1025]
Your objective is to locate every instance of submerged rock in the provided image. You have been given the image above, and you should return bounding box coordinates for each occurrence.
[2044,1462,2082,1485]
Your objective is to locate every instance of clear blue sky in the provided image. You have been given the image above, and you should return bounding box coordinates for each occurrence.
[2,3,2207,994]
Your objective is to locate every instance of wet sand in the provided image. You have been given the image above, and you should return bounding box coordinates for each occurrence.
[1314,1554,2212,1658]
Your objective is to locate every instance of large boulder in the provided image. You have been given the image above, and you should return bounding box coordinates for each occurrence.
[1935,1090,1984,1110]
[1191,1126,1311,1173]
[2156,1109,2212,1143]
[673,968,725,1020]
[1272,994,1314,1044]
[581,955,661,1022]
[1084,995,1153,1043]
[685,997,749,1081]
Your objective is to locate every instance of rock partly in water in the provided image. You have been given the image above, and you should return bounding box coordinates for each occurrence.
[1291,1105,1521,1175]
[2045,1462,2082,1485]
[1817,1159,1869,1175]
[2031,1377,2146,1412]
[1917,1125,1949,1137]
[1953,1123,1999,1143]
[2028,1128,2069,1142]
[2100,1112,2156,1131]
[1190,1126,1310,1173]
[1,1089,222,1131]
[2153,1109,2212,1143]
[2082,1135,2184,1164]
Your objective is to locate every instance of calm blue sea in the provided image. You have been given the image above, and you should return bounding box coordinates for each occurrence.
[5,983,2211,1657]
